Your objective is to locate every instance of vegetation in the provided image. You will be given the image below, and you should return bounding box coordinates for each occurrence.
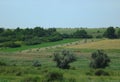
[53,50,76,69]
[90,50,110,69]
[0,27,120,82]
[103,27,117,39]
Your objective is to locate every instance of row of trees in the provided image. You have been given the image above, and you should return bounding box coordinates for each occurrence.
[0,27,93,48]
[0,27,63,47]
[0,26,120,48]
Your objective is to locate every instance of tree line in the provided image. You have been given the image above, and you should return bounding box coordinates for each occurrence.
[0,26,120,48]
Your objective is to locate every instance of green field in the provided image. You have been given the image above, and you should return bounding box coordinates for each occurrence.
[0,38,120,82]
[0,39,79,52]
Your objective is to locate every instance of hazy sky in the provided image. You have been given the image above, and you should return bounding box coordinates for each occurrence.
[0,0,120,28]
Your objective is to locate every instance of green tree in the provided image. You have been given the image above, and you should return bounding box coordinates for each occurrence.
[53,50,76,69]
[73,29,92,38]
[117,28,120,38]
[103,27,117,39]
[33,27,45,37]
[90,50,110,69]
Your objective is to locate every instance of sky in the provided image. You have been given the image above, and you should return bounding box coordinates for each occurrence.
[0,0,120,28]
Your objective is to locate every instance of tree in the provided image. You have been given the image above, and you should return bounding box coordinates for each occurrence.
[73,29,92,38]
[48,32,63,42]
[103,27,116,39]
[33,27,45,37]
[117,28,120,38]
[90,50,110,69]
[53,50,76,69]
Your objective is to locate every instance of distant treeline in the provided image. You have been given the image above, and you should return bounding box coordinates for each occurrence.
[0,26,120,48]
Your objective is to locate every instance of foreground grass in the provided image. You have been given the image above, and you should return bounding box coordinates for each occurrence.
[0,51,120,82]
[0,39,79,52]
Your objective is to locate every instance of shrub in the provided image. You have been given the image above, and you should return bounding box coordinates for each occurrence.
[3,41,21,48]
[43,70,63,82]
[32,60,41,67]
[22,76,41,82]
[53,50,76,69]
[95,69,109,76]
[90,50,110,69]
[0,61,7,66]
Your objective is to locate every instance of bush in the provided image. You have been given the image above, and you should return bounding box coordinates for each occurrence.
[22,76,41,82]
[0,61,7,66]
[24,37,41,45]
[90,50,110,69]
[53,50,76,69]
[95,69,109,76]
[32,60,41,67]
[43,70,63,82]
[96,35,103,38]
[3,41,21,48]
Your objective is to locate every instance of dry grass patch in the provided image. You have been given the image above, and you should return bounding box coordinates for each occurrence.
[66,39,120,49]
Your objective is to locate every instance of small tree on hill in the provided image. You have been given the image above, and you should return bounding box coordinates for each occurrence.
[103,27,116,39]
[90,50,110,69]
[117,28,120,38]
[53,50,76,69]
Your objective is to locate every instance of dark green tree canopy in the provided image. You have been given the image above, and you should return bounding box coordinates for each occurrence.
[117,28,120,38]
[73,29,92,38]
[53,50,76,69]
[90,50,110,69]
[103,27,117,39]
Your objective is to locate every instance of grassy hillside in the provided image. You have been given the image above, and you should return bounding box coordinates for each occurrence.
[66,39,120,49]
[65,39,120,53]
[0,39,79,52]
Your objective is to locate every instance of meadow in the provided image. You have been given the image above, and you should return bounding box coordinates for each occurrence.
[0,38,120,82]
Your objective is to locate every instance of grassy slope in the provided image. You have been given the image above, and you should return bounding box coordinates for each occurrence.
[0,39,79,52]
[66,39,120,53]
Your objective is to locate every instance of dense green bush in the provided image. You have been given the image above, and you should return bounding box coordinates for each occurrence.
[73,29,92,38]
[43,70,63,82]
[0,61,7,66]
[103,27,117,39]
[24,37,41,45]
[90,50,110,69]
[3,41,21,48]
[32,60,41,67]
[53,50,76,69]
[94,69,109,76]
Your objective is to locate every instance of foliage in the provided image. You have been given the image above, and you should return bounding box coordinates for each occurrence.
[90,50,110,69]
[3,41,21,48]
[0,61,7,66]
[94,69,109,76]
[22,76,41,82]
[48,32,63,42]
[117,28,120,38]
[24,37,41,45]
[73,29,92,38]
[43,70,63,82]
[32,60,41,67]
[103,27,117,39]
[53,50,76,69]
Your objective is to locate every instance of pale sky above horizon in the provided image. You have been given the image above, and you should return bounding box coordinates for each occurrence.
[0,0,120,28]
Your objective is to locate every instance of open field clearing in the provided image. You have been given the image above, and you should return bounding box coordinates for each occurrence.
[66,39,120,49]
